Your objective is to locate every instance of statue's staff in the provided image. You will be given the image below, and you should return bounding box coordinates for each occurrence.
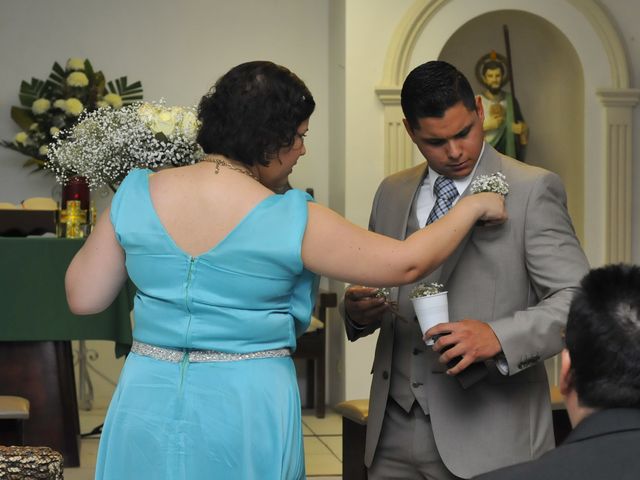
[502,24,516,103]
[502,24,523,156]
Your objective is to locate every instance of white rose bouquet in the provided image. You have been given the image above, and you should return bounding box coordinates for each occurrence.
[1,58,142,173]
[47,101,204,190]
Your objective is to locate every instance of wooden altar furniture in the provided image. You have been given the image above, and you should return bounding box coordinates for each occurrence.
[0,209,57,237]
[335,399,369,480]
[293,290,337,418]
[0,395,30,446]
[0,238,134,467]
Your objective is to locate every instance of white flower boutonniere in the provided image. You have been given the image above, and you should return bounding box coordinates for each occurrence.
[469,172,509,195]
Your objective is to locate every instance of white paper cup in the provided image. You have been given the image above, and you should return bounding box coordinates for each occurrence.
[411,291,449,345]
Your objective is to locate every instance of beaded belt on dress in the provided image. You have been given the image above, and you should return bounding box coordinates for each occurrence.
[130,340,290,363]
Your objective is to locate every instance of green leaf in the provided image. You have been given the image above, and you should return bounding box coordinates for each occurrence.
[24,157,46,169]
[85,60,95,76]
[48,62,66,89]
[46,62,66,98]
[108,76,144,104]
[18,78,47,107]
[93,71,106,94]
[10,107,35,130]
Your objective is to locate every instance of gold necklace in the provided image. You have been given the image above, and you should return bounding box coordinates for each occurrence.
[202,154,258,180]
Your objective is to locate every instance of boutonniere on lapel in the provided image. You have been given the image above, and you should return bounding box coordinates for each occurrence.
[409,282,447,345]
[469,172,509,227]
[469,172,509,195]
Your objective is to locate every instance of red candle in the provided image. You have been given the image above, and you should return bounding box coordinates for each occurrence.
[62,176,90,211]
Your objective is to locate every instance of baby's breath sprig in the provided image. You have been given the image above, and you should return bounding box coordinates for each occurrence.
[409,282,444,299]
[469,172,509,195]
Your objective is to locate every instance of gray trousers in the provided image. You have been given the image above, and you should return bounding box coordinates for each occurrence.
[368,399,463,480]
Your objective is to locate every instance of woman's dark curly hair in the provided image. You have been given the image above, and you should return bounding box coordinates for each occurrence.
[197,61,315,167]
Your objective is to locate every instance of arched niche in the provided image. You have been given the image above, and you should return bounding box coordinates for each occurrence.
[437,10,585,243]
[375,0,640,265]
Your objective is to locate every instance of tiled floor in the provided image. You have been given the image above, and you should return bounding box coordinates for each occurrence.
[64,407,343,479]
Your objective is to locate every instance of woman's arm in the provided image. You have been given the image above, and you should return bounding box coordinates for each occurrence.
[65,206,128,315]
[302,192,505,287]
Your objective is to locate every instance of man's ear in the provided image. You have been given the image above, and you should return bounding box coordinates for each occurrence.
[559,348,574,396]
[402,118,417,143]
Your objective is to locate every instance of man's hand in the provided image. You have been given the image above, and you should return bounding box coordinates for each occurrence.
[344,286,388,326]
[426,319,502,375]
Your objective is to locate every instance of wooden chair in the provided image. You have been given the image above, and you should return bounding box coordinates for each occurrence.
[0,395,30,446]
[293,290,337,418]
[335,399,369,480]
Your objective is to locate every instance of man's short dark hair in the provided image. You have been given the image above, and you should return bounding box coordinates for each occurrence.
[197,61,315,167]
[566,263,640,409]
[400,60,477,130]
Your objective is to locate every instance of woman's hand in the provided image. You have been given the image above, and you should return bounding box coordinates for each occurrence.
[464,192,507,226]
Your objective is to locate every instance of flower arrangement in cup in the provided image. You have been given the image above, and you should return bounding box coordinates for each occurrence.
[409,282,444,299]
[46,100,204,191]
[410,282,448,345]
[1,57,142,172]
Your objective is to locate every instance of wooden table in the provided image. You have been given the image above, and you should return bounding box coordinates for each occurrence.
[0,238,134,467]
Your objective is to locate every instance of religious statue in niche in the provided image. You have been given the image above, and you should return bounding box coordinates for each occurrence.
[475,50,528,161]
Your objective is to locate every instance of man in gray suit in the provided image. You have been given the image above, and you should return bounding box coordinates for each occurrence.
[343,61,590,479]
[476,263,640,479]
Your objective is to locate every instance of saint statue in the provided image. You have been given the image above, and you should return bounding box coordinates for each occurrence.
[475,52,528,161]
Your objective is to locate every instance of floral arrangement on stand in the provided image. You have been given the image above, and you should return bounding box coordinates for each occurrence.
[1,57,143,172]
[47,101,204,190]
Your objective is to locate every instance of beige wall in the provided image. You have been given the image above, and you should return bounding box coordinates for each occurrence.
[0,0,331,209]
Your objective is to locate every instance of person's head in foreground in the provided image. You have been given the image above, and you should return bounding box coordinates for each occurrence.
[561,263,640,426]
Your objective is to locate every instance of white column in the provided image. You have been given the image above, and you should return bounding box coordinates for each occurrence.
[377,88,414,174]
[596,88,640,263]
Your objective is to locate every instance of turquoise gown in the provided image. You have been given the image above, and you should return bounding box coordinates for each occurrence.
[95,169,318,480]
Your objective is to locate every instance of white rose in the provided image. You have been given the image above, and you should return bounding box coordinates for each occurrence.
[103,93,123,109]
[150,110,177,137]
[137,103,157,123]
[32,98,51,115]
[53,99,67,110]
[178,111,199,139]
[39,145,49,156]
[50,127,61,137]
[65,98,84,116]
[66,58,86,71]
[14,132,28,144]
[67,71,89,87]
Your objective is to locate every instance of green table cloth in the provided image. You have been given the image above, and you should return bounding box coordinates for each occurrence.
[0,237,134,356]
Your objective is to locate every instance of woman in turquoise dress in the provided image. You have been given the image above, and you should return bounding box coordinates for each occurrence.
[66,61,506,479]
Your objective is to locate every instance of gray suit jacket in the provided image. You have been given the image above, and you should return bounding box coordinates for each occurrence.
[345,145,590,478]
[474,409,640,480]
